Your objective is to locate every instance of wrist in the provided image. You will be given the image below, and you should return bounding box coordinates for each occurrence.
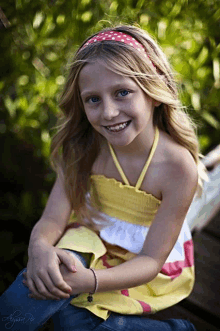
[28,237,51,257]
[87,268,98,303]
[29,218,64,250]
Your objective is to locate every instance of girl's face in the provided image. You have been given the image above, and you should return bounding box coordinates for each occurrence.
[79,62,157,148]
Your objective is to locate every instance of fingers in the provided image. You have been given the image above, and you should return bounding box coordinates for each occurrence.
[48,267,73,295]
[42,271,72,299]
[31,275,69,300]
[25,277,47,300]
[57,249,77,273]
[23,247,77,300]
[23,270,71,300]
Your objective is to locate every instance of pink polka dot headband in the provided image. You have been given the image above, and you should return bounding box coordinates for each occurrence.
[81,31,155,68]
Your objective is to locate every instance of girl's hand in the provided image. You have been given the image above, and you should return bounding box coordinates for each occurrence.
[23,240,77,300]
[59,262,95,295]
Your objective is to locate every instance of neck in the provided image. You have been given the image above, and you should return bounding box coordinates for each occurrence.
[111,125,156,158]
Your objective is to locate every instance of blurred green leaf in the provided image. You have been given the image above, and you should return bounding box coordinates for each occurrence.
[191,92,201,111]
[201,112,220,129]
[81,11,93,23]
[4,96,16,118]
[110,1,118,13]
[213,58,220,88]
[17,75,29,86]
[0,81,5,91]
[16,0,22,9]
[199,135,211,150]
[46,52,59,61]
[56,15,65,24]
[33,12,45,29]
[81,0,92,6]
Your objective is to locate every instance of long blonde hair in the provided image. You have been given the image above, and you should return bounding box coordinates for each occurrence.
[51,25,208,226]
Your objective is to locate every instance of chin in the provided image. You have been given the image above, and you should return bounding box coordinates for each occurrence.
[108,137,136,147]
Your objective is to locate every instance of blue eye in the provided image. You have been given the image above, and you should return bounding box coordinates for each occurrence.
[89,96,100,103]
[118,90,129,97]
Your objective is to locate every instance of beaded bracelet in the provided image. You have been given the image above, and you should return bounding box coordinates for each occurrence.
[87,268,98,302]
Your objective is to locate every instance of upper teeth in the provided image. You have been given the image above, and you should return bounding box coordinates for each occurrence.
[106,122,128,131]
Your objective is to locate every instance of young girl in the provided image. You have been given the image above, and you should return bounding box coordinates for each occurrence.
[1,25,207,331]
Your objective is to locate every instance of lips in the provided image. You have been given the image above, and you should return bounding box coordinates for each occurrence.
[104,120,131,132]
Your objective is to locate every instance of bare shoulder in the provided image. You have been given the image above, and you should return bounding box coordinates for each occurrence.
[158,130,197,176]
[141,132,199,261]
[156,130,198,202]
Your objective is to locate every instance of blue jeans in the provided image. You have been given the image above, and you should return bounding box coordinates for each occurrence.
[0,250,196,331]
[0,250,88,331]
[52,304,196,331]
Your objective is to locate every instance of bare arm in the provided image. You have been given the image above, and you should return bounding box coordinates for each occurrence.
[94,151,198,292]
[29,173,72,250]
[24,174,78,300]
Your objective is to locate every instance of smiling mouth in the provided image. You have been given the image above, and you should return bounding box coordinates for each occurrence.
[104,120,131,133]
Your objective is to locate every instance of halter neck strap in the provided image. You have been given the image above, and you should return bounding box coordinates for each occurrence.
[108,127,159,189]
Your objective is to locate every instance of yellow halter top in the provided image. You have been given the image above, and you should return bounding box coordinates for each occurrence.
[90,127,161,227]
[56,126,194,321]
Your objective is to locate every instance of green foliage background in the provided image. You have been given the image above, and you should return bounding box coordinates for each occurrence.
[0,0,220,292]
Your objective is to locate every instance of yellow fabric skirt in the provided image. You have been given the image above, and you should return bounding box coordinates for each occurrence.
[56,224,195,321]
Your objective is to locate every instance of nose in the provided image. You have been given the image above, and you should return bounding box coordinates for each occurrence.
[102,97,120,121]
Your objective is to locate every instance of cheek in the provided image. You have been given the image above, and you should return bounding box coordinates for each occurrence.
[84,111,98,125]
[84,108,92,120]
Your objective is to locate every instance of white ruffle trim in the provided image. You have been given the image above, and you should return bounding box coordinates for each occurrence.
[93,214,192,262]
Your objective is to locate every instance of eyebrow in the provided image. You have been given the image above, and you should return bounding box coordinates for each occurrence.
[80,82,135,98]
